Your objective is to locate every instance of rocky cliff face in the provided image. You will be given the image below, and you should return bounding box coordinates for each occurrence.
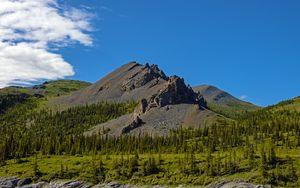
[147,76,205,109]
[133,76,206,114]
[121,63,168,92]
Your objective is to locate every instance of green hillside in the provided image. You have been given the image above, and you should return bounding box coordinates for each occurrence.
[0,80,91,114]
[265,96,300,111]
[0,80,91,97]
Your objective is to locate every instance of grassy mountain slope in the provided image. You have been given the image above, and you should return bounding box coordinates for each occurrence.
[0,80,91,97]
[193,85,260,118]
[0,80,91,114]
[265,96,300,111]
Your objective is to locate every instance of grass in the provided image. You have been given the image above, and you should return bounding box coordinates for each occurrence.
[266,96,300,112]
[207,100,259,119]
[1,146,299,187]
[0,80,91,97]
[0,80,92,113]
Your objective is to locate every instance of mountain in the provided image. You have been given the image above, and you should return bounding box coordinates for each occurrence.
[0,62,261,136]
[55,62,173,105]
[52,62,221,136]
[193,85,259,118]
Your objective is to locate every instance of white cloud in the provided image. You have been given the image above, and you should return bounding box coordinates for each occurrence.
[239,95,248,100]
[0,0,92,88]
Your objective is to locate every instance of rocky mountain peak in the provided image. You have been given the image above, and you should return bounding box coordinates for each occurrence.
[121,63,168,92]
[58,62,207,111]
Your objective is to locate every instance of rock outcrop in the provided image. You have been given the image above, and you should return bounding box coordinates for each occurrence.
[117,75,208,134]
[146,76,205,110]
[0,178,272,188]
[206,180,271,188]
[121,63,168,92]
[0,178,139,188]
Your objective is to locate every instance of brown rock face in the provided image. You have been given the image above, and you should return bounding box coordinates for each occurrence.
[132,75,207,118]
[122,63,168,91]
[147,76,206,110]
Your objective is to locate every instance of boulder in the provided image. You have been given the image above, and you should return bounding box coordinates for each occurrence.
[0,177,20,188]
[17,178,32,187]
[122,116,143,134]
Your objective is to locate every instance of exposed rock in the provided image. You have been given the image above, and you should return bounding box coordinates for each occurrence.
[0,177,19,188]
[19,182,48,188]
[122,116,144,134]
[147,76,205,110]
[121,64,168,92]
[46,180,90,188]
[56,62,201,107]
[133,99,148,118]
[0,178,272,188]
[119,75,208,135]
[0,179,138,188]
[205,180,270,188]
[17,178,32,187]
[94,182,137,188]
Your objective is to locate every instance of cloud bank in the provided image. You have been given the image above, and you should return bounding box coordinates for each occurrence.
[0,0,92,88]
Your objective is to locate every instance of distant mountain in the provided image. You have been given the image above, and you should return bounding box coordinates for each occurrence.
[193,85,259,118]
[0,80,91,114]
[0,80,91,97]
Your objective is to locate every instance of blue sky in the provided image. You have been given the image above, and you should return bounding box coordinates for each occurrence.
[11,0,300,106]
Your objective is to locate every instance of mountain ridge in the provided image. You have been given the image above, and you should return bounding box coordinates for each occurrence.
[193,85,259,118]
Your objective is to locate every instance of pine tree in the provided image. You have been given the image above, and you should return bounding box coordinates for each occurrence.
[269,145,277,166]
[33,154,41,177]
[60,161,64,178]
[248,144,255,170]
[260,147,268,179]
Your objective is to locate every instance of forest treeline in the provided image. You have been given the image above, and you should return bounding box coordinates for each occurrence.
[0,97,299,186]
